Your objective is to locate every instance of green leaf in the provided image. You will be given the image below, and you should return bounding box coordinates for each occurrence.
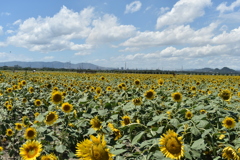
[35,113,45,122]
[111,149,127,155]
[55,144,66,153]
[191,139,206,150]
[170,119,180,128]
[197,120,209,128]
[190,126,200,136]
[132,132,145,145]
[147,121,155,126]
[98,109,108,116]
[37,127,47,133]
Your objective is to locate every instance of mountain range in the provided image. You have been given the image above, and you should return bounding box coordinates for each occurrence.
[0,61,111,70]
[193,67,239,74]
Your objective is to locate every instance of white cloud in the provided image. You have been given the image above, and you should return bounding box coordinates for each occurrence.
[43,56,54,60]
[74,52,91,56]
[216,0,240,13]
[0,52,32,62]
[13,19,22,25]
[160,7,170,14]
[121,23,217,48]
[156,0,212,29]
[7,6,94,53]
[125,1,142,14]
[1,12,10,16]
[0,26,3,35]
[86,14,136,44]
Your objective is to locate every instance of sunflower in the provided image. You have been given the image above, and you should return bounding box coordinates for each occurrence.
[95,87,102,95]
[6,129,14,136]
[222,117,236,129]
[0,146,3,152]
[15,123,23,131]
[158,79,164,86]
[121,116,131,126]
[21,80,27,86]
[171,92,182,102]
[108,123,122,140]
[90,116,102,130]
[34,112,40,117]
[190,86,196,92]
[219,89,232,101]
[106,86,112,92]
[132,97,142,106]
[28,87,34,93]
[222,146,239,160]
[41,153,57,160]
[7,104,13,111]
[34,99,41,106]
[45,111,58,125]
[61,102,73,113]
[185,111,193,119]
[144,89,156,100]
[75,134,114,160]
[134,79,140,85]
[20,140,42,160]
[159,129,184,160]
[24,127,37,140]
[22,98,27,103]
[51,91,63,104]
[200,110,207,114]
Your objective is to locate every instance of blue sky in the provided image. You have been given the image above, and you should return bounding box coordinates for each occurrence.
[0,0,240,70]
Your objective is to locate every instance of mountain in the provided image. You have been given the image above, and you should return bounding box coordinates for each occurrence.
[194,67,239,74]
[0,61,112,70]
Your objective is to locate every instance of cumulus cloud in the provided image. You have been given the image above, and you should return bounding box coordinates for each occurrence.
[87,14,136,44]
[7,6,94,52]
[121,23,217,48]
[216,0,240,13]
[125,1,142,14]
[1,12,10,16]
[156,0,212,29]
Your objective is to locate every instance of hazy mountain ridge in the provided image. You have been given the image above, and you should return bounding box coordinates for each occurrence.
[0,61,114,70]
[194,67,239,73]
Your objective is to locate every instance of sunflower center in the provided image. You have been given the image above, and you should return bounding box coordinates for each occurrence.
[26,146,37,158]
[225,150,234,159]
[63,105,70,111]
[174,94,181,100]
[46,114,55,122]
[165,137,181,154]
[124,118,130,125]
[53,94,62,102]
[226,120,233,126]
[27,130,35,138]
[146,92,153,98]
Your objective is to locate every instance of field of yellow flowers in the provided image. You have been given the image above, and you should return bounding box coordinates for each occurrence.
[0,70,240,160]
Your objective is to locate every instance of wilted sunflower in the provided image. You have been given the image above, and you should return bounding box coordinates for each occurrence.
[45,111,58,125]
[171,92,182,102]
[219,89,232,101]
[34,99,41,106]
[185,111,193,119]
[144,89,156,100]
[61,102,73,113]
[6,129,14,136]
[24,127,37,140]
[222,146,239,160]
[15,123,23,131]
[159,129,184,160]
[51,91,63,104]
[90,116,102,130]
[132,97,142,106]
[222,117,236,129]
[75,134,114,160]
[20,140,42,160]
[121,116,131,126]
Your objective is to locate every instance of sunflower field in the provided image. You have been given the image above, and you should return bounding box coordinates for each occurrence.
[0,70,240,160]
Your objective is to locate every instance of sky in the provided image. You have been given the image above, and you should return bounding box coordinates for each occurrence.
[0,0,240,70]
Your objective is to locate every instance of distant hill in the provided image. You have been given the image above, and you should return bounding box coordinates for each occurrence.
[0,61,113,70]
[194,67,239,74]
